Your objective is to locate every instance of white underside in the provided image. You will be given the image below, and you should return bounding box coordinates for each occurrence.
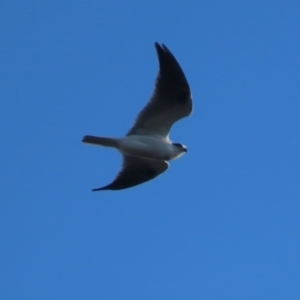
[117,135,185,161]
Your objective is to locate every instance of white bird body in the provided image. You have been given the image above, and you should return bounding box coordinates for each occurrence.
[83,135,187,161]
[120,135,187,161]
[83,42,192,191]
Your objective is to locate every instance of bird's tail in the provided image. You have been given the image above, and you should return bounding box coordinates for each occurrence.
[82,135,119,148]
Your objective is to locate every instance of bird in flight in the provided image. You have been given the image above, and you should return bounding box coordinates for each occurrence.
[83,42,192,191]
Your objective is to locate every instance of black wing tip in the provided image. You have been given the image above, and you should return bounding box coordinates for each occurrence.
[154,42,164,51]
[91,181,145,191]
[154,42,169,52]
[154,41,160,48]
[91,184,125,191]
[92,185,133,191]
[154,42,171,52]
[154,42,180,67]
[92,186,107,192]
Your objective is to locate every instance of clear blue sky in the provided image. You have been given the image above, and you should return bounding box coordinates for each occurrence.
[1,1,299,299]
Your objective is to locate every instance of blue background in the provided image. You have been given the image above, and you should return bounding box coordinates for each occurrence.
[1,1,299,299]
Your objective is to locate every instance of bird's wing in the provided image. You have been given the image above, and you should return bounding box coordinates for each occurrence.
[92,156,169,191]
[127,42,192,138]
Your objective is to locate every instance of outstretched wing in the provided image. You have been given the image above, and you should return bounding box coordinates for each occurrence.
[92,156,169,191]
[127,43,192,138]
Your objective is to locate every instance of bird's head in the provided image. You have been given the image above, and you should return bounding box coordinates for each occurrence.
[172,143,188,158]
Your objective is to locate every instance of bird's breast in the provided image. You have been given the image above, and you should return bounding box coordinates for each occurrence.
[118,136,173,161]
